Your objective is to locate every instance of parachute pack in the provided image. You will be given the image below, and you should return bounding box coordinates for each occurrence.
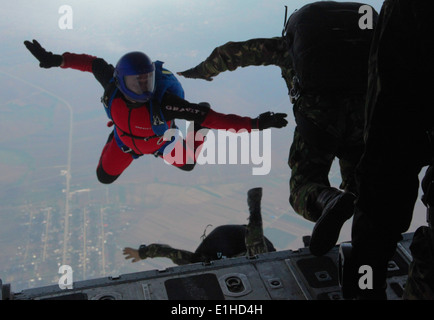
[283,1,378,95]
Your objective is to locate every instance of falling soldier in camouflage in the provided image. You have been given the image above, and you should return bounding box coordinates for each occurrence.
[178,1,378,256]
[123,188,275,265]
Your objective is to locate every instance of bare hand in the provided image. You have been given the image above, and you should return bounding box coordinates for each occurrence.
[123,247,141,263]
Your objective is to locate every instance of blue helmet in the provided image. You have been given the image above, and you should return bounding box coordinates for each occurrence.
[114,52,155,103]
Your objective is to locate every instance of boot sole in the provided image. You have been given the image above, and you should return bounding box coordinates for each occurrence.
[309,192,356,256]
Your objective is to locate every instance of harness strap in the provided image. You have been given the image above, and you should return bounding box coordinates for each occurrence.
[113,130,142,159]
[114,124,179,159]
[102,80,168,145]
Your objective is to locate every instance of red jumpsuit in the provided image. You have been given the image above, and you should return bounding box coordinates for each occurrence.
[61,53,257,184]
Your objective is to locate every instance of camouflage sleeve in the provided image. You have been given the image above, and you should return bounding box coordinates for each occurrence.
[142,243,196,266]
[178,37,289,81]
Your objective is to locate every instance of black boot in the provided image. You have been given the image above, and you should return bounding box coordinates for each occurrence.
[309,188,355,256]
[246,188,267,256]
[247,188,262,226]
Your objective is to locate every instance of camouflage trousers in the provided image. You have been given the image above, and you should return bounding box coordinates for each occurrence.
[245,221,268,257]
[288,94,365,222]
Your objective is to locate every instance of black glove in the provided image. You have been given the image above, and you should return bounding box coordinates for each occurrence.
[253,112,288,130]
[24,40,63,68]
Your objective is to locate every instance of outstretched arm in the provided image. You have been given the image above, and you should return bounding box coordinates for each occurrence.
[161,93,288,132]
[123,244,196,266]
[178,37,289,81]
[24,39,114,88]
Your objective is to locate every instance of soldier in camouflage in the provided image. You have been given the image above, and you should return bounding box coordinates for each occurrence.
[348,0,434,299]
[178,2,376,257]
[123,188,275,265]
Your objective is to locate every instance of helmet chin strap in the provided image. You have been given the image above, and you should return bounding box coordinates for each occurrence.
[123,95,151,109]
[125,96,137,103]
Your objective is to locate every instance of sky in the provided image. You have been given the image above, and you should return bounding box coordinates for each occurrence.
[1,0,429,292]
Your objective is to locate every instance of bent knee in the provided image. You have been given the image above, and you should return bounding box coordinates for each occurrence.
[96,165,120,184]
[176,163,196,172]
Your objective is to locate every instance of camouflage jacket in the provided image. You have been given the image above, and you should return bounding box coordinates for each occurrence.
[139,244,197,265]
[138,243,249,265]
[180,37,295,94]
